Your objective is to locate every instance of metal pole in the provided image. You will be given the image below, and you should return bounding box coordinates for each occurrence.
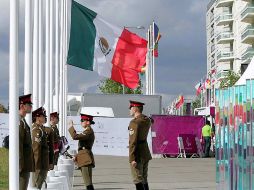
[63,0,68,136]
[49,0,54,113]
[45,0,50,125]
[59,0,64,135]
[33,0,39,109]
[38,0,44,107]
[145,31,149,95]
[55,0,60,112]
[152,22,155,95]
[24,0,33,122]
[149,25,153,95]
[9,0,19,188]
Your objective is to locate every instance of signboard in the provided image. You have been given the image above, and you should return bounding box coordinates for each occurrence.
[178,134,197,154]
[66,116,152,156]
[151,115,204,156]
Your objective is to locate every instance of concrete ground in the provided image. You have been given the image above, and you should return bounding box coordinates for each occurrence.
[72,156,216,190]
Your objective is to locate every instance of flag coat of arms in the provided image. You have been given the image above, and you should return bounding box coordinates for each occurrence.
[67,1,147,89]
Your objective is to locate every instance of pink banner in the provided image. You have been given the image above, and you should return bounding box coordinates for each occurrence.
[151,115,204,155]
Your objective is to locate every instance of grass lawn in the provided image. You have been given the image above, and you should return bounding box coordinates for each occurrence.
[0,148,8,190]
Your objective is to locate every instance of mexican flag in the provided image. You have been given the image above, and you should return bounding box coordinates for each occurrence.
[67,1,148,89]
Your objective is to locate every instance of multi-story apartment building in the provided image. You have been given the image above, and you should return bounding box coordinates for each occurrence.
[206,0,252,106]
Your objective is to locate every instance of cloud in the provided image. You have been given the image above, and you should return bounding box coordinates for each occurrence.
[189,0,209,14]
[0,0,208,107]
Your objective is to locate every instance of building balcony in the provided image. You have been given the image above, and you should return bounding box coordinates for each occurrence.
[210,14,214,23]
[211,59,215,67]
[241,47,254,64]
[241,26,254,44]
[216,70,229,81]
[216,0,234,8]
[216,14,233,26]
[216,32,234,44]
[217,51,234,62]
[210,29,214,38]
[241,6,254,23]
[211,44,215,53]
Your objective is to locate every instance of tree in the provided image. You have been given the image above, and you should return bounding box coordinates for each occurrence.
[192,95,201,112]
[0,104,8,113]
[98,79,143,94]
[219,70,240,89]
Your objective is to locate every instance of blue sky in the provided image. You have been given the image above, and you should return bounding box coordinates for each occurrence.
[0,0,209,108]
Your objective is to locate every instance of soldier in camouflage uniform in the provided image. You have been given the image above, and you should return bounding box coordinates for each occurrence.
[128,101,152,190]
[19,94,35,190]
[50,112,61,165]
[68,114,95,190]
[31,107,49,189]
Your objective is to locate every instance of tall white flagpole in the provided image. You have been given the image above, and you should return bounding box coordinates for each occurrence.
[33,0,39,109]
[49,0,54,113]
[152,22,155,95]
[9,0,19,188]
[149,25,153,95]
[55,0,60,113]
[38,0,44,107]
[145,31,149,95]
[63,0,67,136]
[59,0,64,135]
[45,0,50,125]
[64,0,69,136]
[24,0,33,122]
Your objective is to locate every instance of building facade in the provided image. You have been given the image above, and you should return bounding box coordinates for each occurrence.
[206,0,252,106]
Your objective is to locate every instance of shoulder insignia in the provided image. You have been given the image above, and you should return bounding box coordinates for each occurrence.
[129,128,134,136]
[34,136,41,143]
[82,131,87,135]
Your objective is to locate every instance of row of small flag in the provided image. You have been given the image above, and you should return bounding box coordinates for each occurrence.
[194,69,217,96]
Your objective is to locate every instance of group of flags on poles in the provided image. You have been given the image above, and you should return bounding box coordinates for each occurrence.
[67,1,161,89]
[194,68,217,96]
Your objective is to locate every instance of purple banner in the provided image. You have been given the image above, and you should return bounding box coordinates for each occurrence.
[151,115,204,155]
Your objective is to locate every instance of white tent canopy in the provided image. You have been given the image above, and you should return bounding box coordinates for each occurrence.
[235,57,254,85]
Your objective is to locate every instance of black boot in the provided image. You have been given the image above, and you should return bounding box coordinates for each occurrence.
[87,184,94,190]
[143,183,149,190]
[135,182,144,190]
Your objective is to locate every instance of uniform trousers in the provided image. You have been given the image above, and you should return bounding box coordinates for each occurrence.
[54,152,59,165]
[130,159,149,184]
[32,169,48,189]
[81,165,93,186]
[19,171,30,190]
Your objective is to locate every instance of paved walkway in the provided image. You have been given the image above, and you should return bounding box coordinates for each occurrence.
[72,156,216,190]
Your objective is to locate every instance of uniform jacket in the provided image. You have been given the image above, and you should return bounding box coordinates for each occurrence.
[68,126,95,167]
[128,114,152,163]
[32,123,49,170]
[44,126,55,166]
[19,117,35,172]
[51,124,61,152]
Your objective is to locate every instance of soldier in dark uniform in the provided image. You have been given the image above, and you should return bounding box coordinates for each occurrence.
[68,114,95,190]
[50,112,61,165]
[44,124,55,170]
[19,94,35,190]
[31,107,49,189]
[128,100,152,190]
